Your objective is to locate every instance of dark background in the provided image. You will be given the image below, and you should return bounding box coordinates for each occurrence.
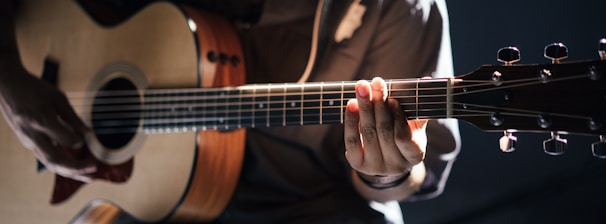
[401,0,606,223]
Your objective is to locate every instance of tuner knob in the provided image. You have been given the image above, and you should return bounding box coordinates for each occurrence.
[499,130,517,152]
[543,132,567,155]
[592,135,606,159]
[544,43,568,64]
[599,38,606,60]
[497,47,521,66]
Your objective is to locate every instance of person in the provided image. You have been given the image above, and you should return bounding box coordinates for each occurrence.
[0,0,460,223]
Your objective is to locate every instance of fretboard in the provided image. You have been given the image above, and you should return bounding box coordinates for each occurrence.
[91,78,454,134]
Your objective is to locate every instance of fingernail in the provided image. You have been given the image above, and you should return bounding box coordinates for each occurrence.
[371,77,384,91]
[356,83,369,98]
[346,99,359,113]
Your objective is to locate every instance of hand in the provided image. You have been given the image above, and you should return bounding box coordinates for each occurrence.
[0,65,96,182]
[344,77,427,178]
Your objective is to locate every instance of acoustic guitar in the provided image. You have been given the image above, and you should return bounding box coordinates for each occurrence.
[1,0,605,223]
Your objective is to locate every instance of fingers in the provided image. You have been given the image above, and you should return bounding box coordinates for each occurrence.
[344,77,426,176]
[344,99,363,170]
[391,100,426,165]
[27,126,96,183]
[55,95,89,134]
[33,115,82,149]
[355,79,384,173]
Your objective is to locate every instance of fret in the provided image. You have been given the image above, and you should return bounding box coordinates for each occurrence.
[184,91,196,131]
[390,80,421,119]
[196,90,209,130]
[214,90,226,129]
[299,85,304,125]
[340,82,345,124]
[302,85,321,125]
[321,83,344,124]
[254,86,268,128]
[269,84,285,127]
[282,85,287,126]
[207,90,219,130]
[240,88,254,128]
[415,79,419,119]
[417,80,449,119]
[225,89,240,130]
[319,83,323,124]
[285,85,302,126]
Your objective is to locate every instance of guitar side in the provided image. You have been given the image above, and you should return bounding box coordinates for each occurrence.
[1,0,244,222]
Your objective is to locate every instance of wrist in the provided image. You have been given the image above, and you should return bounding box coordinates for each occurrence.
[356,169,411,190]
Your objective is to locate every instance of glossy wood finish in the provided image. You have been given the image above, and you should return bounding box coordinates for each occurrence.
[168,6,245,222]
[2,0,244,222]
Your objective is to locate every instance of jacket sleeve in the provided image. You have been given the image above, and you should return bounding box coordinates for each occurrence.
[356,0,461,201]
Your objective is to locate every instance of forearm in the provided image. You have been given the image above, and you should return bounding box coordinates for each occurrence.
[352,162,426,202]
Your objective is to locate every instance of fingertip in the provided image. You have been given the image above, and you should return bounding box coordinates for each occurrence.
[355,80,370,98]
[346,99,359,113]
[370,77,385,91]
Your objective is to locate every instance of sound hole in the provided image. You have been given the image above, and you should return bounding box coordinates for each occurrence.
[91,78,141,150]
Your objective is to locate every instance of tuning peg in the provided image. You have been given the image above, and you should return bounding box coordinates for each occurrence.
[543,132,567,155]
[599,38,606,60]
[499,130,517,152]
[592,135,606,159]
[497,47,521,66]
[544,42,568,64]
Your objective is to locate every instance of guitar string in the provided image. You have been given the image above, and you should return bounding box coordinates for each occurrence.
[65,74,571,109]
[73,74,583,120]
[89,108,563,135]
[60,74,588,130]
[89,102,588,129]
[84,93,589,130]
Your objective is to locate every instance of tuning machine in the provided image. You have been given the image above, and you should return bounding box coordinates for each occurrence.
[543,132,567,155]
[592,135,606,159]
[497,46,521,66]
[544,42,568,64]
[599,38,606,60]
[499,130,517,152]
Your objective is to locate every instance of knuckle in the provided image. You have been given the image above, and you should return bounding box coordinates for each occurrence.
[345,135,360,148]
[376,121,393,138]
[360,126,377,143]
[357,101,373,111]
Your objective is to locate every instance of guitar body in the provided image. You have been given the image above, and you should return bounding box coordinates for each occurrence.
[1,0,244,222]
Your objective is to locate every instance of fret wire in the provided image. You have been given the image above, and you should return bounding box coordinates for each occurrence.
[283,85,287,126]
[415,79,419,119]
[238,90,242,128]
[340,81,345,124]
[320,82,324,125]
[300,85,304,126]
[266,84,270,127]
[252,85,256,128]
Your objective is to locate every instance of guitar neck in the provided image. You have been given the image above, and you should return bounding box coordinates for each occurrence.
[90,78,455,134]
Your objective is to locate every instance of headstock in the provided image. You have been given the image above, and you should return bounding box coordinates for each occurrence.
[453,40,606,157]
